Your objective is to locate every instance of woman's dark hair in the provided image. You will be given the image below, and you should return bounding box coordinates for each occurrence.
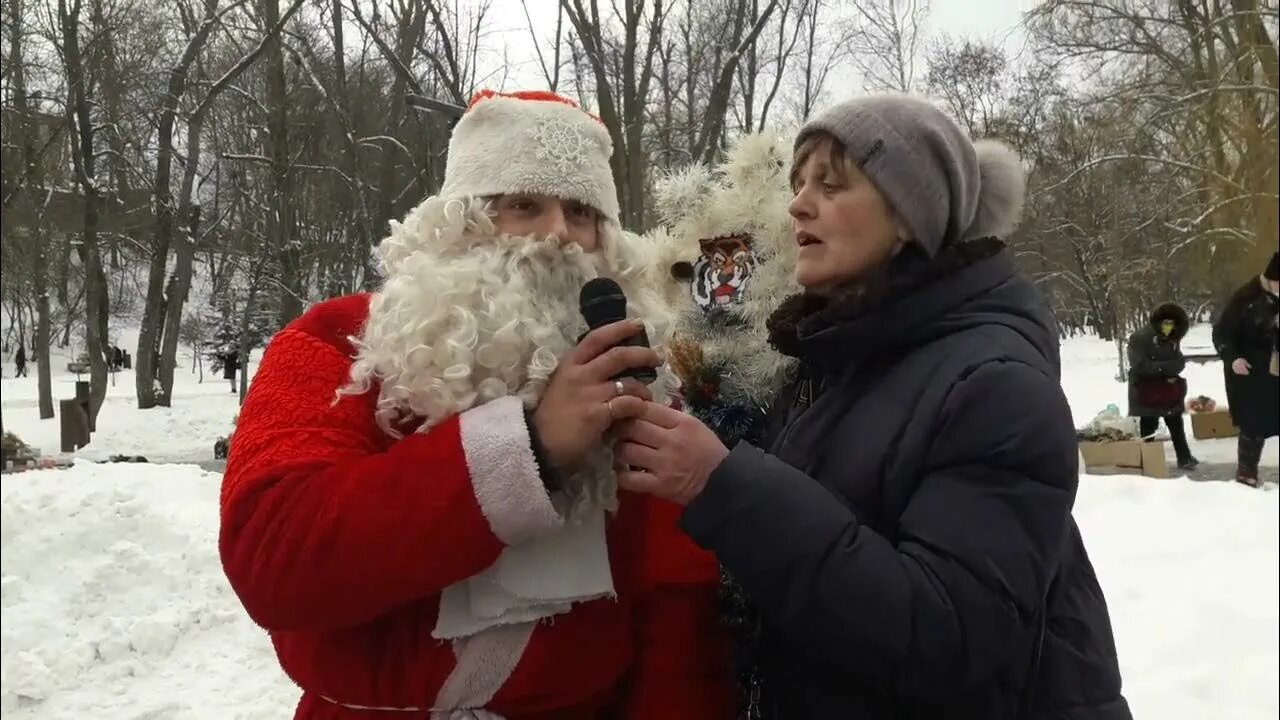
[790,132,856,191]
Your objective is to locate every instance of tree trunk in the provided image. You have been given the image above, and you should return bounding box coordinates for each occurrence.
[259,0,301,325]
[236,277,261,405]
[135,159,174,409]
[34,245,53,419]
[60,0,109,425]
[8,0,55,419]
[157,204,199,403]
[137,3,225,410]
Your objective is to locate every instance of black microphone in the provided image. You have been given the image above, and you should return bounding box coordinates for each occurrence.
[579,277,657,384]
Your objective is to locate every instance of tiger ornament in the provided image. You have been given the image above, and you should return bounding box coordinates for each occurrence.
[648,130,799,448]
[689,233,758,311]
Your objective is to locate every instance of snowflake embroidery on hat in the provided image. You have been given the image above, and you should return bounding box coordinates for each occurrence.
[529,116,593,173]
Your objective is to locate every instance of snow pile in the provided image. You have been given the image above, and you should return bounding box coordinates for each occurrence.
[0,462,296,718]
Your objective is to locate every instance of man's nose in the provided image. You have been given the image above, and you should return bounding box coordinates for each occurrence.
[543,205,569,240]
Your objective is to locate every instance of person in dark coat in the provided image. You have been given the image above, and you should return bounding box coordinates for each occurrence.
[608,94,1130,719]
[221,351,241,392]
[13,343,27,378]
[1212,251,1279,487]
[1126,302,1198,469]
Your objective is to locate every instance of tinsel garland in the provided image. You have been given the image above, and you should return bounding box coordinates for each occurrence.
[673,342,772,719]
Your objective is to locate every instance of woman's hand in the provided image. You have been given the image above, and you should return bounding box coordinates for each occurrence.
[1232,357,1252,375]
[533,319,659,471]
[612,401,729,505]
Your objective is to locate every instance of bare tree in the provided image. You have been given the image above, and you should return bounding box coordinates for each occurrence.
[55,0,110,425]
[848,0,928,92]
[522,0,567,90]
[925,36,1007,136]
[794,0,855,118]
[136,0,251,409]
[5,0,54,419]
[1028,0,1279,294]
[153,0,305,405]
[560,0,670,229]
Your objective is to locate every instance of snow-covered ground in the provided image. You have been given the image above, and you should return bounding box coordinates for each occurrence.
[0,463,296,718]
[1,328,257,464]
[1,325,1277,718]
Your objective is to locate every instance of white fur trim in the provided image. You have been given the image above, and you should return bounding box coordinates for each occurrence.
[967,139,1027,240]
[458,396,561,545]
[433,621,537,711]
[432,506,613,639]
[441,96,619,221]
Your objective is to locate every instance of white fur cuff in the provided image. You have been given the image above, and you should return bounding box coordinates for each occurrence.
[459,396,563,545]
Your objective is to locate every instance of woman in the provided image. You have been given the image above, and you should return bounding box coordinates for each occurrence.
[1213,252,1279,487]
[610,94,1130,718]
[1127,302,1199,470]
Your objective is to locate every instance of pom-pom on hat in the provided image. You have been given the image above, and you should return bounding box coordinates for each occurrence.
[439,89,620,223]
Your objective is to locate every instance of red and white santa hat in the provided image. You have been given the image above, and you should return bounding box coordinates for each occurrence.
[439,90,620,223]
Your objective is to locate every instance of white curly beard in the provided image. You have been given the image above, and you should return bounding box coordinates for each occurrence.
[342,195,674,514]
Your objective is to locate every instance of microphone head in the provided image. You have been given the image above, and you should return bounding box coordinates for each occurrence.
[580,277,628,330]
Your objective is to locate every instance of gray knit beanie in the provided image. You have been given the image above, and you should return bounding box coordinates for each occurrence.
[795,93,1027,257]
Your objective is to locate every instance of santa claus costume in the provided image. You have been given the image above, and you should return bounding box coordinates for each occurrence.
[220,90,734,720]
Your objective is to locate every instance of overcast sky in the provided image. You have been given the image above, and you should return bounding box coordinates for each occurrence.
[471,0,1041,100]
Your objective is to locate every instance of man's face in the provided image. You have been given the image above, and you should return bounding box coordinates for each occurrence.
[490,193,602,251]
[1160,319,1175,336]
[691,234,757,312]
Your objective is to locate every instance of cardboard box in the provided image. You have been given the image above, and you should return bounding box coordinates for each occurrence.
[1079,439,1169,478]
[1190,408,1239,440]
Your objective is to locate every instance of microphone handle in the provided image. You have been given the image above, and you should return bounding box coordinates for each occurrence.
[577,325,657,384]
[614,329,657,384]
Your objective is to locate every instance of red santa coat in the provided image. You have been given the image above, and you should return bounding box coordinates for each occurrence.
[219,293,734,720]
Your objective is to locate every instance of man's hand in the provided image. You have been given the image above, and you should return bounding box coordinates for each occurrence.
[532,319,660,471]
[1232,357,1252,375]
[612,402,729,506]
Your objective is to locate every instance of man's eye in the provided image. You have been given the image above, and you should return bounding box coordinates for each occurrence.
[569,204,595,219]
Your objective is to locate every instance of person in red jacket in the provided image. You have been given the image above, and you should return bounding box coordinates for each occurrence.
[220,89,734,720]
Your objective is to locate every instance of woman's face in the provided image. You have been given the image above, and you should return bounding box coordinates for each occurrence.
[490,193,602,252]
[788,135,904,294]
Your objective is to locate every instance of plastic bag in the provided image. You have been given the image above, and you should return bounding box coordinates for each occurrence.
[1077,404,1140,441]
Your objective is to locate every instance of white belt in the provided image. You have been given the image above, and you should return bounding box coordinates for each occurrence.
[318,695,505,719]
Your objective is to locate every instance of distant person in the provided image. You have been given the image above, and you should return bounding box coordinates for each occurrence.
[1213,251,1279,487]
[1127,302,1199,470]
[221,351,240,392]
[14,343,27,378]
